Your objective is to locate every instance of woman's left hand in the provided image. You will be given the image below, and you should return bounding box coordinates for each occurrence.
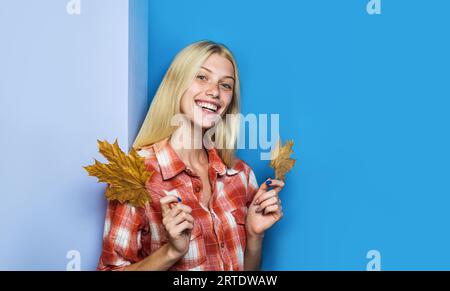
[246,178,285,238]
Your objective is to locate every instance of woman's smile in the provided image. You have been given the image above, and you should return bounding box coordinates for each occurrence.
[194,99,222,115]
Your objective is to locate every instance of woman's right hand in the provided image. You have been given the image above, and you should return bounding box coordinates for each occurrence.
[160,195,194,259]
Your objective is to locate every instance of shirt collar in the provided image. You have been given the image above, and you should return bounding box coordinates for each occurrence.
[206,147,227,176]
[152,137,234,180]
[152,138,186,180]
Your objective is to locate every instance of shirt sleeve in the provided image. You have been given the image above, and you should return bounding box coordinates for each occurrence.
[246,168,260,207]
[97,198,148,271]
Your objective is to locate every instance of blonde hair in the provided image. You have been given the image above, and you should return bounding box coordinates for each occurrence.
[132,40,241,168]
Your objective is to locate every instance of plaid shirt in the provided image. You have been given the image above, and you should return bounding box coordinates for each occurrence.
[97,137,259,271]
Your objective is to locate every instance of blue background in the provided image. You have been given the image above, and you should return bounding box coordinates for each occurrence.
[1,0,450,270]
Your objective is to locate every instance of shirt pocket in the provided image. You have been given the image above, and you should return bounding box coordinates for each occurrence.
[171,222,207,270]
[231,207,247,251]
[148,181,185,213]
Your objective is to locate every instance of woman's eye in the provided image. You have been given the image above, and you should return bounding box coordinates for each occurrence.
[197,75,207,81]
[221,83,232,90]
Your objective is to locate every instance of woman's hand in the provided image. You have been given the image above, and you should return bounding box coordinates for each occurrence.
[160,195,194,260]
[246,178,285,238]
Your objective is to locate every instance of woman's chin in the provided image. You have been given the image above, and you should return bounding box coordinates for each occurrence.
[200,122,216,130]
[190,117,221,130]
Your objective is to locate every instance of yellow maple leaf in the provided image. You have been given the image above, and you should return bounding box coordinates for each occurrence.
[83,139,153,207]
[269,139,296,181]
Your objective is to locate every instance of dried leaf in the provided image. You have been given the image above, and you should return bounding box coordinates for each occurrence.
[269,139,296,181]
[83,139,153,207]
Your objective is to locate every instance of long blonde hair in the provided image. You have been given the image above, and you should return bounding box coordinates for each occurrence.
[132,40,241,168]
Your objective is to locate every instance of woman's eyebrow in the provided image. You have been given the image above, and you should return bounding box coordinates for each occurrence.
[201,66,235,81]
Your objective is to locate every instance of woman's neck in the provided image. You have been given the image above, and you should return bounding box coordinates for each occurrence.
[169,122,208,168]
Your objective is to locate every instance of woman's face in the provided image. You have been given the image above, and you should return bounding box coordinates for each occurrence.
[180,53,235,130]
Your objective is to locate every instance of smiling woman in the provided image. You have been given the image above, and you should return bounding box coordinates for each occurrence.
[97,41,285,271]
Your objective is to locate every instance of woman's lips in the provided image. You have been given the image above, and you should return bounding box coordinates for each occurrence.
[195,101,219,114]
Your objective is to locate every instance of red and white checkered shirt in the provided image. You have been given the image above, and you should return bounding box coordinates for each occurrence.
[97,137,259,271]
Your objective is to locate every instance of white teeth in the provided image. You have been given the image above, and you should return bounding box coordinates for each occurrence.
[196,101,218,112]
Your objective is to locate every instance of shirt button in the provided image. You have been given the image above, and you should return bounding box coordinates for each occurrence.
[220,242,225,248]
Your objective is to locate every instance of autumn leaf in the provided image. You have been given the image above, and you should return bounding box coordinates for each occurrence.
[269,139,296,181]
[83,139,153,207]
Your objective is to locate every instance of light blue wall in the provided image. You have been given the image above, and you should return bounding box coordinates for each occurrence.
[0,0,148,270]
[128,0,149,147]
[148,0,450,270]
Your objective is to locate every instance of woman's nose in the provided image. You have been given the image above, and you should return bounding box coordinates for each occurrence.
[205,83,219,98]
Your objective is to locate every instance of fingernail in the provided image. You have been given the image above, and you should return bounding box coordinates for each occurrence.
[177,197,182,202]
[254,199,259,205]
